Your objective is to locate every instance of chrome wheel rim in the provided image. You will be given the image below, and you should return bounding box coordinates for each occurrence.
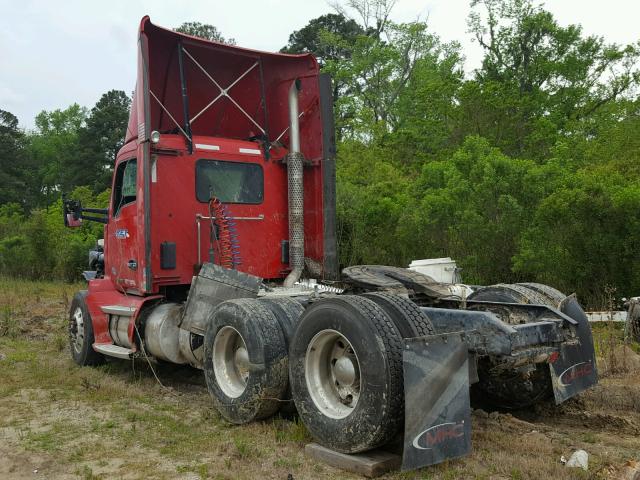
[305,329,361,419]
[70,306,84,353]
[213,326,249,398]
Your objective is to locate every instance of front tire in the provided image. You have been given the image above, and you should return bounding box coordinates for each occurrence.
[68,291,104,366]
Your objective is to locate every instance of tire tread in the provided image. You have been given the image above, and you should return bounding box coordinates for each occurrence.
[361,292,435,338]
[338,296,404,449]
[204,298,288,424]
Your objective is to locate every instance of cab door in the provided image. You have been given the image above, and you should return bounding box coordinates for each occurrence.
[105,158,141,293]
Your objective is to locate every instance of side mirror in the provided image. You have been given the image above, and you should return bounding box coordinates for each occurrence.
[62,196,109,226]
[63,198,83,227]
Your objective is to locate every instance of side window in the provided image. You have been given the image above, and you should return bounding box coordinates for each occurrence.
[112,159,137,216]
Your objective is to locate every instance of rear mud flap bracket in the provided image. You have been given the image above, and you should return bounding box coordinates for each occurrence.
[401,332,472,471]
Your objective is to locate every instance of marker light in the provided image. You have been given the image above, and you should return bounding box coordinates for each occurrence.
[150,130,161,144]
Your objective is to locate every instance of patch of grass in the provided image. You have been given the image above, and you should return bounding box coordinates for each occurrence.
[273,457,302,469]
[0,305,18,338]
[22,420,77,453]
[53,332,68,352]
[176,463,210,479]
[3,341,37,364]
[273,416,311,444]
[510,468,523,480]
[233,435,258,459]
[591,321,639,375]
[75,465,102,480]
[90,418,117,434]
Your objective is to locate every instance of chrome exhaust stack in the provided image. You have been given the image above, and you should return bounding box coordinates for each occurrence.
[284,79,305,288]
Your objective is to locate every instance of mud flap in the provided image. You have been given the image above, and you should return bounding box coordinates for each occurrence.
[549,295,598,403]
[401,332,471,471]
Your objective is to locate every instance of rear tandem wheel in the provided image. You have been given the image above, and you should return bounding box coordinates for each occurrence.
[360,291,435,338]
[258,297,305,415]
[203,299,289,424]
[288,295,405,453]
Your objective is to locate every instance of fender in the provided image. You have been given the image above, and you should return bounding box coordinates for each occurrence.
[85,278,163,349]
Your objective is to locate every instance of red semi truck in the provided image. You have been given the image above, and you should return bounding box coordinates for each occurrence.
[63,17,598,471]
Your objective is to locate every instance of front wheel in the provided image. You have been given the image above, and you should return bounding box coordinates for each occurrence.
[68,291,104,366]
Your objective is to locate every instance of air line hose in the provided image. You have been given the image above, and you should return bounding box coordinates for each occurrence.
[208,197,241,269]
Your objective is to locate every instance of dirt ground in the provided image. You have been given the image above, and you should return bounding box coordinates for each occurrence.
[1,278,639,480]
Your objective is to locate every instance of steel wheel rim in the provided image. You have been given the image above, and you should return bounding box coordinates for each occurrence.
[70,306,84,353]
[305,329,361,419]
[213,326,249,398]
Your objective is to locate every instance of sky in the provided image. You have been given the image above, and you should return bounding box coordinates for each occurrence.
[1,0,639,129]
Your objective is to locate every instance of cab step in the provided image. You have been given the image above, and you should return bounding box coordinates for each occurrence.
[93,344,134,359]
[100,305,136,316]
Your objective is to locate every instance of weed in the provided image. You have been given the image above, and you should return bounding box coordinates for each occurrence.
[510,468,523,480]
[233,436,254,459]
[81,375,101,391]
[291,417,310,443]
[201,406,220,423]
[61,288,70,313]
[54,332,67,352]
[176,463,209,479]
[67,449,85,463]
[75,465,101,480]
[24,430,59,453]
[0,305,18,338]
[273,457,302,469]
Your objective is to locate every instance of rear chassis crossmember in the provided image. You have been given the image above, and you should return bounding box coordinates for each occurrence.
[423,300,574,373]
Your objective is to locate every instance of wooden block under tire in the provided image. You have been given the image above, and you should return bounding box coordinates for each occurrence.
[305,443,401,478]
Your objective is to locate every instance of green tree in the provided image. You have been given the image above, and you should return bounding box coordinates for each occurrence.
[336,140,411,266]
[397,136,553,284]
[77,90,130,190]
[0,186,109,280]
[514,168,640,305]
[325,20,462,140]
[0,110,27,206]
[28,104,87,206]
[463,0,640,159]
[281,13,364,65]
[390,42,463,163]
[175,22,235,45]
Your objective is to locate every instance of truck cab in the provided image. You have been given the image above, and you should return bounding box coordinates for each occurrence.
[87,16,338,299]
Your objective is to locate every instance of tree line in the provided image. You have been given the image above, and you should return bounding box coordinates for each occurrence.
[1,0,639,307]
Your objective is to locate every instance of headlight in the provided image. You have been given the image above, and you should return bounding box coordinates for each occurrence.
[150,130,161,144]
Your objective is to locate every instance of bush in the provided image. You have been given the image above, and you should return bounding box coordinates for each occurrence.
[0,187,107,282]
